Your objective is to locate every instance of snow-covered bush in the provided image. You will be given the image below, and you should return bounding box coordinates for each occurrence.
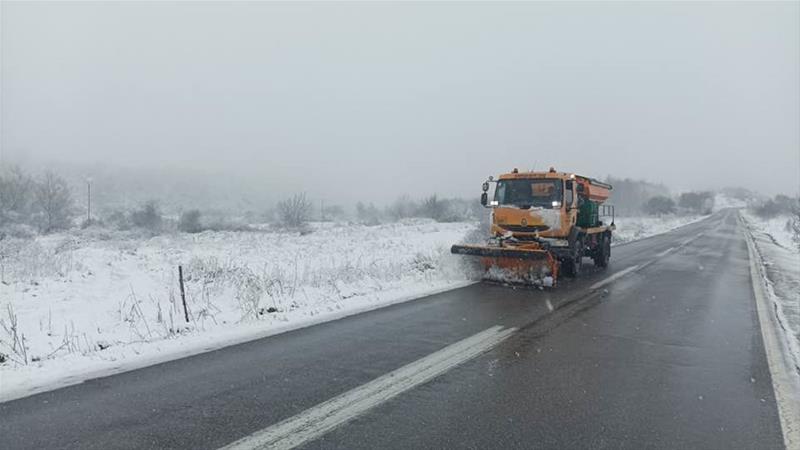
[386,195,419,221]
[0,236,84,283]
[178,209,203,233]
[678,191,714,215]
[322,204,346,221]
[104,209,133,230]
[752,194,799,218]
[787,212,800,251]
[130,201,163,232]
[0,223,37,240]
[277,193,312,229]
[356,202,383,225]
[417,195,444,221]
[643,196,676,215]
[436,198,483,223]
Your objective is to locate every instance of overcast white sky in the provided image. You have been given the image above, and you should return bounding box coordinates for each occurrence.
[1,1,798,202]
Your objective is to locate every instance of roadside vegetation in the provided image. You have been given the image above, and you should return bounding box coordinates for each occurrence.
[1,165,487,240]
[749,194,800,250]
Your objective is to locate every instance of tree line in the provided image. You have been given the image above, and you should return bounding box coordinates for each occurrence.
[0,166,486,237]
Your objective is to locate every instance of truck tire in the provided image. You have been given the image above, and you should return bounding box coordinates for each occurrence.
[563,236,584,277]
[593,233,611,268]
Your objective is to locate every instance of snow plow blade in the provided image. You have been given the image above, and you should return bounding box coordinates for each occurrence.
[451,244,550,260]
[451,244,558,287]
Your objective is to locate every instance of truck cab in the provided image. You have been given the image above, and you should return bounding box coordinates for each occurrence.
[482,168,613,240]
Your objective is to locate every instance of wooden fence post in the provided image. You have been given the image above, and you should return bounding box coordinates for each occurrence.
[178,265,189,323]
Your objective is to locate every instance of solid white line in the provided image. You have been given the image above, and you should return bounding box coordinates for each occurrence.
[221,325,517,450]
[740,214,800,450]
[589,265,640,290]
[654,246,675,258]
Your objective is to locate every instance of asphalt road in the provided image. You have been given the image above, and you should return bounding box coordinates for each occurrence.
[0,210,787,449]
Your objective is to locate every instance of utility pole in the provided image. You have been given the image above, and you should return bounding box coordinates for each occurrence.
[86,178,92,224]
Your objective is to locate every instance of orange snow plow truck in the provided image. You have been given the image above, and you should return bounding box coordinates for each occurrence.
[451,167,615,287]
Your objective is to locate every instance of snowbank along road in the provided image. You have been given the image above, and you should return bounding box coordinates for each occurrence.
[1,209,797,449]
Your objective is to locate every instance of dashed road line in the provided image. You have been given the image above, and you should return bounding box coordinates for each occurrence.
[590,265,640,290]
[654,246,675,258]
[221,325,517,450]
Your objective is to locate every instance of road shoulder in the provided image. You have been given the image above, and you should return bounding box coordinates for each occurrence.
[741,212,800,449]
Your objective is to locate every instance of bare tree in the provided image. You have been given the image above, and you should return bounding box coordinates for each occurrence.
[277,193,312,228]
[0,166,34,225]
[33,172,75,233]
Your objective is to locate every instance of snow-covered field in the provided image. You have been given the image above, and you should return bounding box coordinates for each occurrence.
[741,211,800,371]
[0,213,709,399]
[0,220,475,399]
[612,214,708,245]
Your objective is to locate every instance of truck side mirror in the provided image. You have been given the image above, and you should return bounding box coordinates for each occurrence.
[481,192,488,207]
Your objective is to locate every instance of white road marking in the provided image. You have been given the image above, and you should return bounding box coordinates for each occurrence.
[679,233,704,248]
[741,214,800,449]
[221,325,517,450]
[545,299,554,312]
[589,265,640,290]
[655,247,675,258]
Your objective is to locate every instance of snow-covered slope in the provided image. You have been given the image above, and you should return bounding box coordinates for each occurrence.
[612,214,708,245]
[741,211,800,371]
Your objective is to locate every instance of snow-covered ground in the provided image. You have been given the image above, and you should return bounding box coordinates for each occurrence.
[741,211,800,371]
[0,213,709,399]
[0,220,475,399]
[612,214,708,245]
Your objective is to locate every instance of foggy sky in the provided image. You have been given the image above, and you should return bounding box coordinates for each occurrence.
[2,1,798,203]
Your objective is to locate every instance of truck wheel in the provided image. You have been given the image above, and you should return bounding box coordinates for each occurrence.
[593,233,611,268]
[564,237,584,277]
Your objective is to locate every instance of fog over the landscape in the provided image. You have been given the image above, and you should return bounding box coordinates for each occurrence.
[2,1,798,204]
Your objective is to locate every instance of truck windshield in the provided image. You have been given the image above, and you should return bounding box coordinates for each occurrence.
[494,179,563,209]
